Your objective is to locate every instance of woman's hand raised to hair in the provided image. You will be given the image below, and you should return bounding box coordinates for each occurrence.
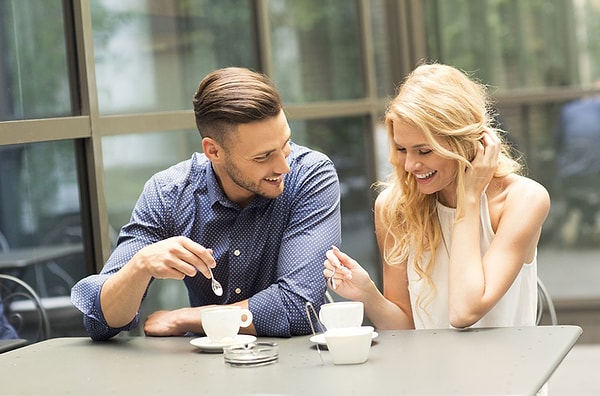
[466,129,501,197]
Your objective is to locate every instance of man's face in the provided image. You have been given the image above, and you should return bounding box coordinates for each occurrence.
[215,110,291,207]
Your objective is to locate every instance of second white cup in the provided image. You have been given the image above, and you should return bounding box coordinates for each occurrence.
[324,325,374,365]
[319,301,364,330]
[201,306,253,343]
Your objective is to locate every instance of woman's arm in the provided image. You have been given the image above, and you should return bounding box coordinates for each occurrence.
[374,191,415,329]
[324,190,414,330]
[448,133,550,327]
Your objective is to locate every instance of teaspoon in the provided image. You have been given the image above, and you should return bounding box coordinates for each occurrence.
[329,266,337,289]
[207,266,223,296]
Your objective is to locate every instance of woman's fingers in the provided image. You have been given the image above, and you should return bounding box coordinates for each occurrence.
[327,246,343,267]
[324,247,352,281]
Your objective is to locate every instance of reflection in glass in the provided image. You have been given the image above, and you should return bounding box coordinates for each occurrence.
[269,0,364,103]
[553,96,600,247]
[0,142,81,248]
[102,129,200,229]
[501,99,600,250]
[423,0,600,89]
[0,141,86,338]
[0,0,71,121]
[291,117,379,284]
[91,0,258,114]
[497,103,562,184]
[370,0,395,98]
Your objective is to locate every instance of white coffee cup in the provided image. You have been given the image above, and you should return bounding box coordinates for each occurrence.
[318,301,364,330]
[200,306,253,343]
[324,325,374,365]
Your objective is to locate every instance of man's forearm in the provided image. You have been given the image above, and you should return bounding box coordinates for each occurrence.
[100,259,152,328]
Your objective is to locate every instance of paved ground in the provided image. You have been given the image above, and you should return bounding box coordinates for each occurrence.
[537,246,600,301]
[549,344,600,396]
[538,197,600,303]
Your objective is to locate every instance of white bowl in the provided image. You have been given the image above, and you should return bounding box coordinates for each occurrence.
[324,325,374,365]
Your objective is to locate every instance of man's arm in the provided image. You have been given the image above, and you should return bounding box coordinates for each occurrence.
[100,236,216,327]
[249,155,341,336]
[72,236,217,340]
[71,173,215,340]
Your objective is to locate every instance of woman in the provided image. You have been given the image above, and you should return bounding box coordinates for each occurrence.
[325,63,550,330]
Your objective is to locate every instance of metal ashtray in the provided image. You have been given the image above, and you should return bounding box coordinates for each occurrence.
[223,341,279,367]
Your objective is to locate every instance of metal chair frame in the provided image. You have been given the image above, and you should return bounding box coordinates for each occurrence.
[0,274,50,342]
[536,276,557,325]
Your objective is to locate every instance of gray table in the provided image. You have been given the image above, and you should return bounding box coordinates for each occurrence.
[0,325,582,395]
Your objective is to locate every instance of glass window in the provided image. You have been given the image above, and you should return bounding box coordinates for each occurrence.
[0,141,87,339]
[423,0,600,89]
[102,129,200,230]
[570,0,600,85]
[506,99,600,250]
[370,0,395,98]
[268,0,365,103]
[0,0,72,121]
[0,141,85,276]
[91,0,259,115]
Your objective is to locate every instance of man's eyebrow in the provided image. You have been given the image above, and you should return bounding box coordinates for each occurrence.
[253,138,290,158]
[252,150,273,158]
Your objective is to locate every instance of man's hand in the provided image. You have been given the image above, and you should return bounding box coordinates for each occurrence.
[144,307,204,336]
[133,236,217,280]
[100,237,216,329]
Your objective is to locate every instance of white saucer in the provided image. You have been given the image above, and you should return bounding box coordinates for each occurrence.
[309,331,378,347]
[190,335,257,352]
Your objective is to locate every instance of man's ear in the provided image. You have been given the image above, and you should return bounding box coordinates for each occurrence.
[202,137,223,161]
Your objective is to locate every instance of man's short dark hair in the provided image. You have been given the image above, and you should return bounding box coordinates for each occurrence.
[193,67,283,149]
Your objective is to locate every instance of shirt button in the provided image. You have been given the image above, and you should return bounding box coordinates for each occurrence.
[233,249,241,256]
[235,288,242,294]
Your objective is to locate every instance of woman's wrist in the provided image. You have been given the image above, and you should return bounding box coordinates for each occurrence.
[360,280,384,307]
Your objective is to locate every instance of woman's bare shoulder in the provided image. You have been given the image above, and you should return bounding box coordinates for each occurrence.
[374,186,393,210]
[508,174,549,199]
[492,174,550,216]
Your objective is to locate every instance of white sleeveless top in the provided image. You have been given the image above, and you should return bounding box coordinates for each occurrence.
[407,193,537,329]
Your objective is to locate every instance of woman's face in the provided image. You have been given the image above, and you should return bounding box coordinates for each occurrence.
[392,120,458,207]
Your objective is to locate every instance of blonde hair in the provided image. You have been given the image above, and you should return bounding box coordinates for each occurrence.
[378,63,520,310]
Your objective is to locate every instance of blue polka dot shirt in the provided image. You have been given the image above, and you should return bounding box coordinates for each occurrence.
[71,142,341,340]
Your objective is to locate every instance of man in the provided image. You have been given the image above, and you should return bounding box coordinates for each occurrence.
[555,96,600,243]
[71,67,341,340]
